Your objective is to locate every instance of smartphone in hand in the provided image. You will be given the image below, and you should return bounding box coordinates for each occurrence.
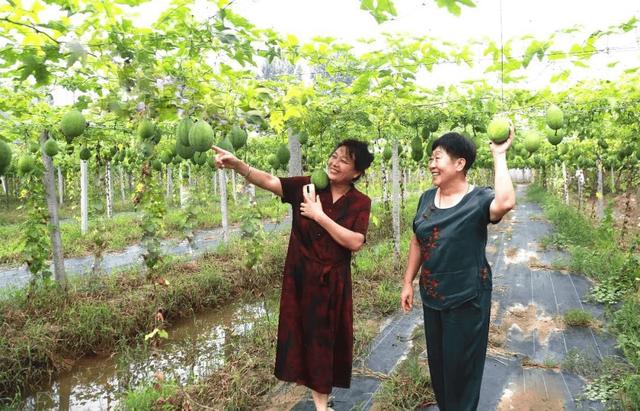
[303,183,316,200]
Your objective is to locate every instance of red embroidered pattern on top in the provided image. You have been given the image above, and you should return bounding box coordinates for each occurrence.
[418,226,443,300]
[480,266,489,282]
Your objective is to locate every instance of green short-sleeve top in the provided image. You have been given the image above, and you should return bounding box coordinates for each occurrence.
[412,186,499,310]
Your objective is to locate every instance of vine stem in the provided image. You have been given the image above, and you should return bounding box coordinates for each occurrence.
[1,17,60,44]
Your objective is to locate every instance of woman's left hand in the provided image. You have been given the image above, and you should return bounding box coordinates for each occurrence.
[490,124,514,155]
[300,195,324,221]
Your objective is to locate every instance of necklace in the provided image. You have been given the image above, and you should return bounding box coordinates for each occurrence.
[437,182,471,208]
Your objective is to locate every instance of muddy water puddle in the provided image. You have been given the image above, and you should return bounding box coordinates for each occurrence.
[22,298,274,410]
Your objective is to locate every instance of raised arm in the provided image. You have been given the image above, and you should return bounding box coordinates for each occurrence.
[489,126,516,222]
[212,145,283,198]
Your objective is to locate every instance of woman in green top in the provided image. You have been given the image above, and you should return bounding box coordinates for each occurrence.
[400,129,515,410]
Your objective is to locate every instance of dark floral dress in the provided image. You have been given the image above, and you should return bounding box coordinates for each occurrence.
[274,176,371,394]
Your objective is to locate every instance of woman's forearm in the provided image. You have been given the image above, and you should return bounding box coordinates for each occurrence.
[493,153,516,211]
[315,214,365,252]
[234,161,283,198]
[403,235,421,285]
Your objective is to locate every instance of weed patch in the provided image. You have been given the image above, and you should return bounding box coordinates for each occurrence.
[563,308,596,328]
[372,327,436,409]
[528,185,640,407]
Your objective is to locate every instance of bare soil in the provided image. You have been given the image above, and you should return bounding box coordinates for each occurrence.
[500,303,563,347]
[503,247,540,266]
[258,383,308,411]
[497,381,565,411]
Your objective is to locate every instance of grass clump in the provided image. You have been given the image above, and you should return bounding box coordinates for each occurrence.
[119,379,180,411]
[563,308,596,328]
[373,328,435,409]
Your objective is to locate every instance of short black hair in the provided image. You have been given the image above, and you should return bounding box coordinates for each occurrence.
[333,139,374,182]
[430,132,476,173]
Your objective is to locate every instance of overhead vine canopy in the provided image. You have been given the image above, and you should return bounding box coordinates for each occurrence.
[0,0,638,173]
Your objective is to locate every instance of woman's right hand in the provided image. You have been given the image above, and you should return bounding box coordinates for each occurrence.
[212,145,241,170]
[401,282,414,312]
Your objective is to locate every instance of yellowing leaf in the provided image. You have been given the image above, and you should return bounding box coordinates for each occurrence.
[572,60,589,68]
[144,328,159,341]
[300,43,315,55]
[29,0,45,15]
[550,69,571,83]
[23,32,45,47]
[269,110,284,132]
[284,34,299,48]
[318,43,329,55]
[284,105,303,121]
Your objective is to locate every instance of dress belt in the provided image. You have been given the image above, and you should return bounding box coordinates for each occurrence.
[298,247,350,285]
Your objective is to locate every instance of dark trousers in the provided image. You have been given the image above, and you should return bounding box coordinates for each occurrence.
[422,289,492,411]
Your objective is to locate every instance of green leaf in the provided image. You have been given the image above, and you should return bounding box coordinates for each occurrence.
[19,54,38,80]
[620,16,638,32]
[351,73,371,94]
[548,51,567,61]
[41,21,67,33]
[76,95,91,110]
[359,0,397,23]
[43,44,62,61]
[0,46,18,67]
[550,69,571,83]
[144,328,159,341]
[360,0,374,12]
[113,0,151,5]
[435,0,476,16]
[522,40,549,68]
[224,9,254,29]
[378,0,397,15]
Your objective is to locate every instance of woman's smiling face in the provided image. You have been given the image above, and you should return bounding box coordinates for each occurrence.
[327,146,360,184]
[428,146,466,186]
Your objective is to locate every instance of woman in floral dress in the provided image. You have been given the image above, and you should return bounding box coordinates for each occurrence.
[213,139,373,411]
